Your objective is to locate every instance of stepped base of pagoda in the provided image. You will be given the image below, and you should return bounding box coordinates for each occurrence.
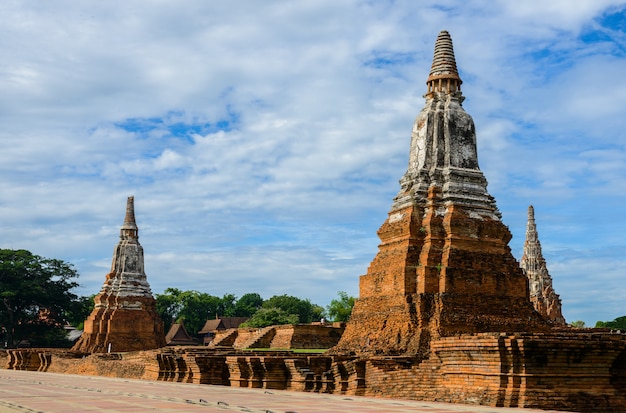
[73,306,165,353]
[333,189,549,356]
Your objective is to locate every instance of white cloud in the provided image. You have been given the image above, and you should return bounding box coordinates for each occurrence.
[550,252,626,326]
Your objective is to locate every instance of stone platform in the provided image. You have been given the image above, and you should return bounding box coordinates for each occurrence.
[3,332,625,412]
[0,369,570,413]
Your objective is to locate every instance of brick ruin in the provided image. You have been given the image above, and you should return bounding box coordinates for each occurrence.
[334,30,549,357]
[328,30,626,411]
[520,205,566,325]
[208,323,345,350]
[4,330,626,412]
[3,31,626,413]
[72,196,165,353]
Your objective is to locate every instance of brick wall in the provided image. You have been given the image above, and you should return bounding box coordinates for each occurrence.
[3,332,626,412]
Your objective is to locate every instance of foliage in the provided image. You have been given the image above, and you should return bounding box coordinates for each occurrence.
[155,290,326,335]
[595,316,626,329]
[155,288,238,335]
[326,291,355,322]
[0,249,82,347]
[220,293,237,317]
[67,294,95,331]
[233,293,263,317]
[311,304,326,322]
[156,288,217,335]
[155,288,183,334]
[262,294,325,324]
[240,307,299,328]
[570,320,586,328]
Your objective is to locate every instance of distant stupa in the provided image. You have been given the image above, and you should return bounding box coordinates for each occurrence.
[520,205,566,325]
[334,30,548,356]
[73,196,165,353]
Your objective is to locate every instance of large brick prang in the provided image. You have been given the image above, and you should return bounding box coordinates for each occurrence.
[333,30,549,357]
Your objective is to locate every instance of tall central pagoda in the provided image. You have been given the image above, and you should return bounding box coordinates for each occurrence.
[334,31,548,356]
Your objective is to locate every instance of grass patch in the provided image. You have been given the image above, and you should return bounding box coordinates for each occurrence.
[242,348,327,354]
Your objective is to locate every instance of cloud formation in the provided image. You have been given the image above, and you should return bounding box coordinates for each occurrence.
[1,1,625,326]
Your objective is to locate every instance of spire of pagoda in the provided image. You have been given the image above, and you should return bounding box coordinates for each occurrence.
[523,205,541,272]
[120,196,138,240]
[393,29,497,216]
[521,205,566,325]
[426,30,462,95]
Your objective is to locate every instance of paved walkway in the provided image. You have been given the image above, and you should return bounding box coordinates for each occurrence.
[0,369,569,413]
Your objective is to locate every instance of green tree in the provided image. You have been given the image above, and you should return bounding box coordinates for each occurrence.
[0,249,81,347]
[570,320,586,328]
[155,288,184,334]
[262,294,322,324]
[178,291,223,335]
[311,304,326,322]
[326,291,355,322]
[67,294,95,331]
[155,289,237,336]
[240,307,299,328]
[218,293,237,317]
[159,289,220,335]
[234,293,263,317]
[595,316,626,329]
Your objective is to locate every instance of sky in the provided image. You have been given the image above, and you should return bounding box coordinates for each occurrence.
[1,1,625,327]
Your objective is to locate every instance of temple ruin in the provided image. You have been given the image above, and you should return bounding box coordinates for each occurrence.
[328,31,626,411]
[520,205,566,325]
[3,31,626,413]
[72,196,165,353]
[334,30,548,357]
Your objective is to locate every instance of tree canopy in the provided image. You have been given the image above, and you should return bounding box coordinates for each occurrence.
[262,294,325,324]
[326,291,355,322]
[155,291,328,334]
[238,294,326,328]
[240,307,299,328]
[595,316,626,329]
[233,293,263,317]
[0,249,83,347]
[155,288,237,335]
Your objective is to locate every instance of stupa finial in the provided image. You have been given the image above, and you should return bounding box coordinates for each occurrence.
[526,205,539,242]
[426,30,462,95]
[120,196,138,239]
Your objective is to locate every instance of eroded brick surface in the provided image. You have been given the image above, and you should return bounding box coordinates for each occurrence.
[4,335,626,412]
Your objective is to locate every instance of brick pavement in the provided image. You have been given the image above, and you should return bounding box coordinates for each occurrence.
[0,370,570,413]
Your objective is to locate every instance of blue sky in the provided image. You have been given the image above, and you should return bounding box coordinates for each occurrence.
[1,1,625,327]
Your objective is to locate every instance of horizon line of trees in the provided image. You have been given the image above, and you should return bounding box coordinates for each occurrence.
[0,249,356,347]
[155,288,356,336]
[571,316,626,329]
[4,248,625,348]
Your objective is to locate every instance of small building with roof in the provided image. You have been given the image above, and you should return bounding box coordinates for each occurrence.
[165,322,197,346]
[198,317,249,345]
